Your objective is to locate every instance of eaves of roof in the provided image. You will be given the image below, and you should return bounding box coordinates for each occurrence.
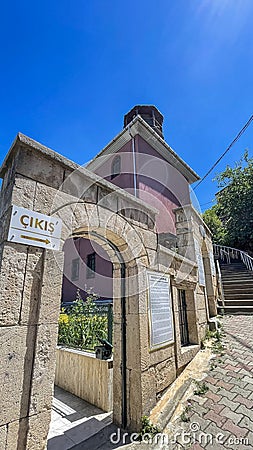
[86,115,200,184]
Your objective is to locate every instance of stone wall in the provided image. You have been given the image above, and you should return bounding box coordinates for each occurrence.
[0,133,218,448]
[55,348,113,412]
[175,205,218,319]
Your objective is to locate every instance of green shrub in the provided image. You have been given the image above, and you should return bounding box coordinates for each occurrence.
[58,289,108,351]
[139,416,161,437]
[193,380,209,396]
[180,400,192,422]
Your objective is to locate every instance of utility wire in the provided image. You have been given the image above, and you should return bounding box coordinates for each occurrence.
[200,200,215,208]
[193,114,253,190]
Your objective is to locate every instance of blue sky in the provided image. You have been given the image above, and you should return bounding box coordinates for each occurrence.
[0,0,253,210]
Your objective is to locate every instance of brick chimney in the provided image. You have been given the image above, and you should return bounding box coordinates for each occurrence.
[124,105,164,138]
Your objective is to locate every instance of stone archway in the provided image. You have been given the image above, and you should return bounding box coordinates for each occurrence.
[0,135,158,448]
[53,200,150,431]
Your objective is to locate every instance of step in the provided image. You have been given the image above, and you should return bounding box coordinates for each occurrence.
[222,285,253,290]
[221,269,250,273]
[223,286,253,292]
[221,272,252,277]
[223,293,253,299]
[223,287,253,292]
[221,280,253,287]
[217,305,253,315]
[222,280,253,284]
[70,424,120,450]
[224,300,253,306]
[223,292,253,298]
[221,273,253,280]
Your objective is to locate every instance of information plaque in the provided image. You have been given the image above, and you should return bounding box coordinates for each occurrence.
[194,238,206,286]
[147,271,174,350]
[209,251,216,276]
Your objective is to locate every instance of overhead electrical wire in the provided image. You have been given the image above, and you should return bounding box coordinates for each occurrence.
[193,114,253,190]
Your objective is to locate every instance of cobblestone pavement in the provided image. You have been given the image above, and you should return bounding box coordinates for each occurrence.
[172,315,253,450]
[57,316,253,450]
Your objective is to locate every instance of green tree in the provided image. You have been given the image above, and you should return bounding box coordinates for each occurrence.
[202,205,226,244]
[203,151,253,251]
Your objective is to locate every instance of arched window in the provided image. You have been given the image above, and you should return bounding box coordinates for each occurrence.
[111,155,121,179]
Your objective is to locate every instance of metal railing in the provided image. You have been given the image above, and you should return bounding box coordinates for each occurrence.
[58,302,113,351]
[213,244,253,272]
[216,259,225,309]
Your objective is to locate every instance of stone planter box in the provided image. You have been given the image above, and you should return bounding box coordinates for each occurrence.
[55,347,113,412]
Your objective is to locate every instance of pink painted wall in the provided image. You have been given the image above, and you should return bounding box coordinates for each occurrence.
[92,135,190,234]
[92,141,135,194]
[62,238,113,302]
[62,134,192,302]
[136,135,190,233]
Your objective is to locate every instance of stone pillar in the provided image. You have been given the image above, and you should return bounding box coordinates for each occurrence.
[0,146,64,449]
[174,207,195,261]
[0,241,64,449]
[112,263,143,432]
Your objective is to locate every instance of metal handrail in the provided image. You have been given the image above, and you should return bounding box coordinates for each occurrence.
[213,244,253,272]
[216,259,225,309]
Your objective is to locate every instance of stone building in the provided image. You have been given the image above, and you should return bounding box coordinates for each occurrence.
[0,106,218,449]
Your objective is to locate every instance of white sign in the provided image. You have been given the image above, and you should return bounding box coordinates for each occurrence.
[194,238,206,286]
[210,251,216,276]
[147,271,174,349]
[8,205,62,250]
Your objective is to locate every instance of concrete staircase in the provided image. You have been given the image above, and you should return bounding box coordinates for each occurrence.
[218,261,253,314]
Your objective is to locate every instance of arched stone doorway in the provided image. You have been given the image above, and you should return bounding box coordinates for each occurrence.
[49,197,150,431]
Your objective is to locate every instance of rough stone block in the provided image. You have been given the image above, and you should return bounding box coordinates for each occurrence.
[141,367,157,415]
[0,243,27,326]
[198,308,208,325]
[26,410,52,450]
[19,247,44,325]
[97,206,117,231]
[36,249,64,325]
[0,326,28,426]
[11,175,36,210]
[138,228,158,251]
[5,419,21,450]
[128,368,142,431]
[0,206,12,245]
[5,411,51,450]
[195,292,206,311]
[154,357,176,393]
[149,345,174,369]
[0,424,7,449]
[97,186,118,212]
[85,203,100,229]
[146,248,157,268]
[17,147,65,190]
[62,168,98,203]
[126,313,141,371]
[33,184,84,234]
[29,324,58,416]
[0,182,14,221]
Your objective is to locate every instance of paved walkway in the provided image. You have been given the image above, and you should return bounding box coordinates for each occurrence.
[47,386,112,450]
[47,316,253,450]
[169,315,253,450]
